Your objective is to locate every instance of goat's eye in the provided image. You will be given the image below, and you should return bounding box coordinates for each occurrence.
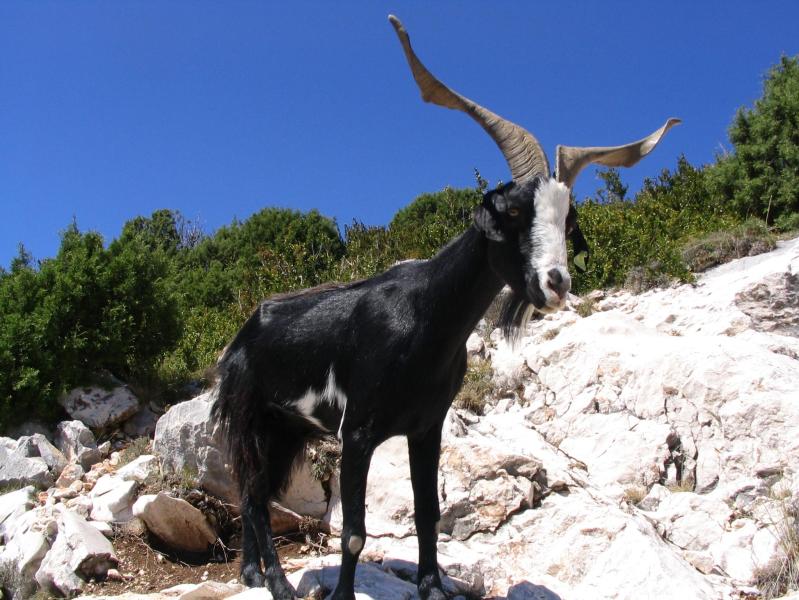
[507,207,520,217]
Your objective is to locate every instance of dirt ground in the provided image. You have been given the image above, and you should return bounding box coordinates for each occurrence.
[80,530,331,597]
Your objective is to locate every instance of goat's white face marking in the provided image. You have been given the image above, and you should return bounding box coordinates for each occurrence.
[348,535,364,554]
[529,178,571,311]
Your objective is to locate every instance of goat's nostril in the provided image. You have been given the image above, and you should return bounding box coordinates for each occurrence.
[547,269,570,299]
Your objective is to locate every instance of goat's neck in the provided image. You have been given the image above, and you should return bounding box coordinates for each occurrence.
[424,226,504,349]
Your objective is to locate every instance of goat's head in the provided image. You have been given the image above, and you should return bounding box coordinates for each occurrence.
[389,16,680,334]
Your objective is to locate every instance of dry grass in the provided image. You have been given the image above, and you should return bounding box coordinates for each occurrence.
[681,218,776,273]
[117,436,151,467]
[575,297,597,318]
[666,480,695,493]
[623,485,648,506]
[753,498,799,599]
[305,438,341,483]
[454,358,495,414]
[541,327,561,341]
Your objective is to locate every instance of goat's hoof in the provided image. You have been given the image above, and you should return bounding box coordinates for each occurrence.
[240,565,265,588]
[418,573,447,600]
[268,580,297,600]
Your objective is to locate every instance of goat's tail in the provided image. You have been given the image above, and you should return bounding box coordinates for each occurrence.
[211,348,321,500]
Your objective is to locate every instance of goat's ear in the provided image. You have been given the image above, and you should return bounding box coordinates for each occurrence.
[474,205,505,242]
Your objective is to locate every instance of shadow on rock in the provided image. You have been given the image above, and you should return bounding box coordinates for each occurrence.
[505,580,563,600]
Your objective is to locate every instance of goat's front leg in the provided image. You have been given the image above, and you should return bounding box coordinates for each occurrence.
[331,428,376,600]
[409,425,447,600]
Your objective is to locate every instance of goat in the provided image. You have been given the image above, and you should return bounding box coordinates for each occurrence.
[212,15,679,600]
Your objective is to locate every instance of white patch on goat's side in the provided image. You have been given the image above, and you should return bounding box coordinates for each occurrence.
[530,178,571,308]
[323,367,347,412]
[293,388,326,430]
[348,535,364,554]
[291,365,347,432]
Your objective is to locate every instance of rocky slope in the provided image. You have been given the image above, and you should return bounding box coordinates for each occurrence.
[1,236,797,600]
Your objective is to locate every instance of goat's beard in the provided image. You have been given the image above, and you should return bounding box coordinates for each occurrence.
[497,292,540,346]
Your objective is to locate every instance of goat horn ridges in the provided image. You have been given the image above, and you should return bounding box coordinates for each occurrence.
[555,118,683,189]
[388,15,550,183]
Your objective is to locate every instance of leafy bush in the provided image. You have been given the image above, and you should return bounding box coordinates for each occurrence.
[681,218,776,272]
[0,224,179,430]
[774,211,799,234]
[177,207,345,311]
[706,55,799,223]
[389,187,479,259]
[572,158,738,294]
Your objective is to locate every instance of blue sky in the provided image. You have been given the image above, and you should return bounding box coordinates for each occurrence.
[2,2,798,268]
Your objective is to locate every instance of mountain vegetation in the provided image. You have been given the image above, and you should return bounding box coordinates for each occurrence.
[1,55,797,431]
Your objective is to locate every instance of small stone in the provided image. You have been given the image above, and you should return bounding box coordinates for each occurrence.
[55,463,85,488]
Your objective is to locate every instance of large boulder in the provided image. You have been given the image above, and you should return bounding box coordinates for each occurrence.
[153,392,236,504]
[325,421,543,541]
[60,384,140,430]
[132,492,216,554]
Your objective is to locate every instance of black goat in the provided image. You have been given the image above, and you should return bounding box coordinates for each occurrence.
[212,16,678,600]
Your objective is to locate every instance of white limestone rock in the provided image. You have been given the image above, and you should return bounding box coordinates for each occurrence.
[289,557,418,600]
[35,506,118,597]
[0,445,53,490]
[465,332,485,357]
[115,454,159,483]
[153,392,237,504]
[60,384,140,429]
[89,474,138,522]
[15,434,68,478]
[0,486,37,542]
[132,492,216,553]
[326,427,542,542]
[277,459,328,519]
[55,420,103,471]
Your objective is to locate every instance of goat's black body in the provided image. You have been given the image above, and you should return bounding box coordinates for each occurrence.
[214,225,507,599]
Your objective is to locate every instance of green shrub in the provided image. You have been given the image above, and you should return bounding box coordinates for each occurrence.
[389,187,479,259]
[774,211,799,234]
[705,55,799,224]
[0,224,180,430]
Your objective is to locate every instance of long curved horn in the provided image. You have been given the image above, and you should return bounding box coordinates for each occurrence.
[389,15,549,183]
[555,118,682,189]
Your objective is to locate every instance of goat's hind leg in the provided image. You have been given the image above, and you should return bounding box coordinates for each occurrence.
[409,425,447,600]
[239,507,265,588]
[240,487,296,599]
